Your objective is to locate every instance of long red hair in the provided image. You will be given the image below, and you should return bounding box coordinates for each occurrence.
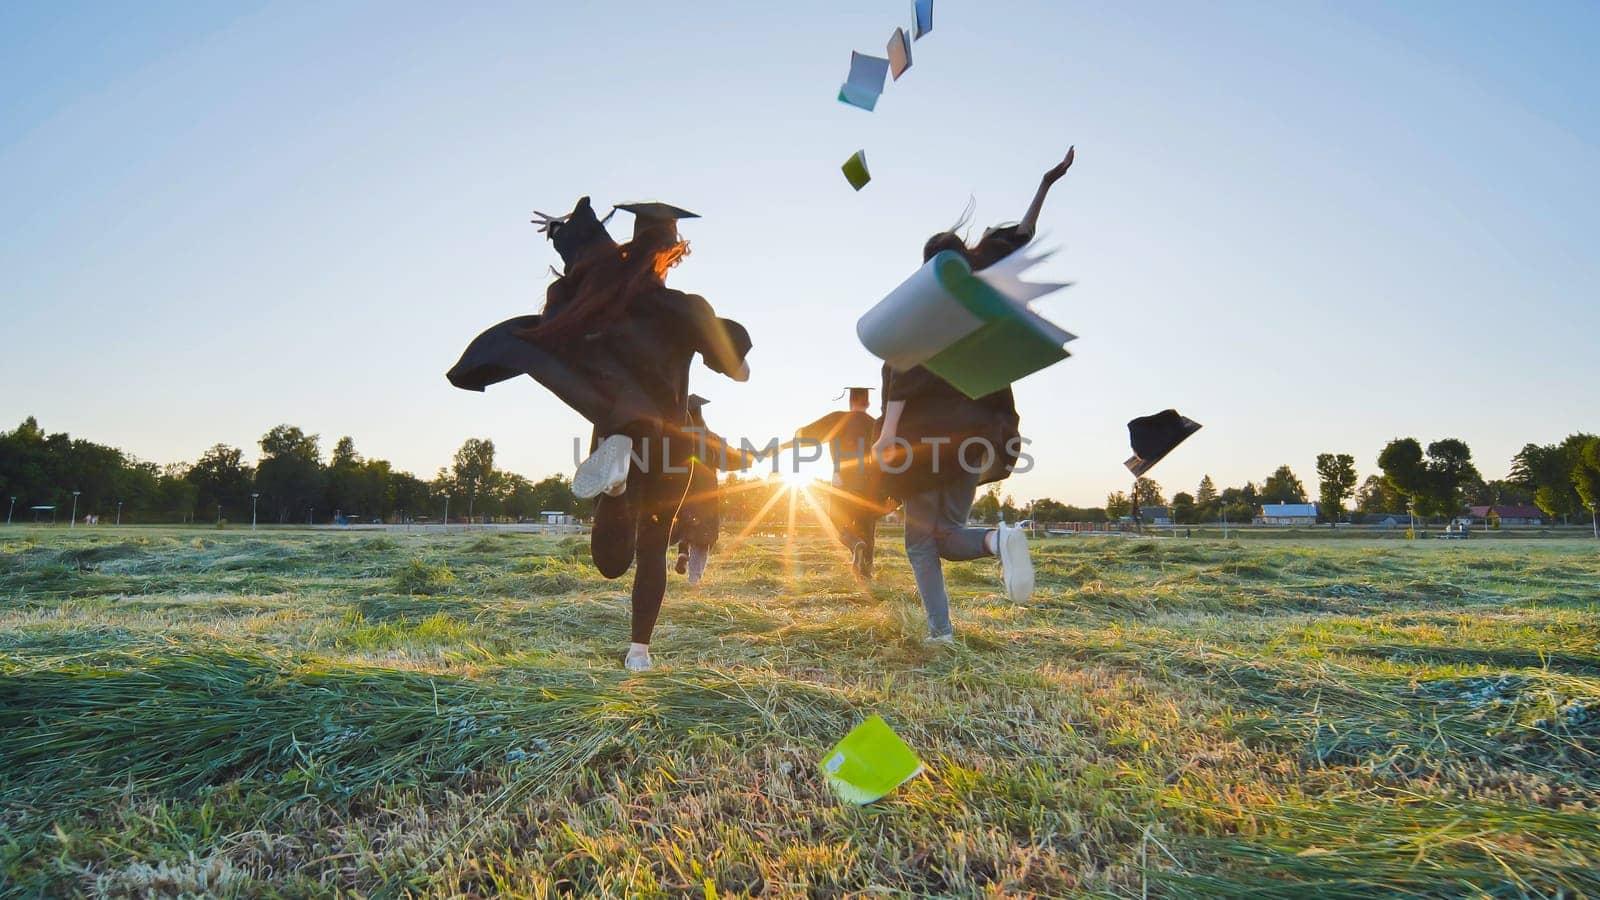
[521,238,690,342]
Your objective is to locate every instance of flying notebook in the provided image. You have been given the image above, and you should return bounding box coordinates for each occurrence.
[838,51,890,111]
[841,150,871,191]
[912,0,934,40]
[888,27,912,79]
[857,246,1075,399]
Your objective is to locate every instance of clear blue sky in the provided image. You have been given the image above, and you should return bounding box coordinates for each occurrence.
[3,1,1596,505]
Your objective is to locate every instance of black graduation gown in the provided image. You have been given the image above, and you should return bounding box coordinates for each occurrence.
[446,282,751,443]
[796,409,880,493]
[878,364,1020,498]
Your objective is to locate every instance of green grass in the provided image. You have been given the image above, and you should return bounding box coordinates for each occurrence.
[2,526,1598,896]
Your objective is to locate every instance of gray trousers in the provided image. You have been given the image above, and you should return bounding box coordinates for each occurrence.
[686,544,709,583]
[902,472,993,637]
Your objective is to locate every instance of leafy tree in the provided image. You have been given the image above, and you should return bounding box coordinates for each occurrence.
[1217,481,1258,523]
[1261,465,1308,504]
[1026,498,1106,524]
[256,425,324,523]
[451,438,497,521]
[1315,453,1358,524]
[1572,437,1600,539]
[1378,437,1481,521]
[187,444,254,521]
[1104,491,1131,520]
[1000,493,1020,523]
[1426,439,1478,518]
[1195,475,1218,507]
[1132,478,1165,509]
[324,436,367,519]
[156,463,200,522]
[1512,435,1597,524]
[1356,475,1404,514]
[389,471,433,523]
[1172,491,1198,524]
[972,486,1002,524]
[1378,439,1427,508]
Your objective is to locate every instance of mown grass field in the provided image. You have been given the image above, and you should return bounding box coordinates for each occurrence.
[2,525,1598,897]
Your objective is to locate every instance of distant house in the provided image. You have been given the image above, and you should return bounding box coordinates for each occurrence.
[1467,504,1545,527]
[1257,502,1318,526]
[1138,505,1173,526]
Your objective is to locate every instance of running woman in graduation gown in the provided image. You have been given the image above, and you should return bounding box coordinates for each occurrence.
[789,387,889,578]
[447,199,752,670]
[872,146,1075,643]
[562,203,751,671]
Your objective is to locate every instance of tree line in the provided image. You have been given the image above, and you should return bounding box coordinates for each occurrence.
[0,417,587,525]
[1054,433,1597,529]
[4,416,1596,532]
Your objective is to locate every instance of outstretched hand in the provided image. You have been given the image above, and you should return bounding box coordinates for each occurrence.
[1042,146,1075,185]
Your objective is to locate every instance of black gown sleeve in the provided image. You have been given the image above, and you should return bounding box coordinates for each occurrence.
[672,292,752,377]
[795,411,846,442]
[968,223,1032,271]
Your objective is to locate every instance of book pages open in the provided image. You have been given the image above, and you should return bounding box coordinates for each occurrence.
[856,248,1076,398]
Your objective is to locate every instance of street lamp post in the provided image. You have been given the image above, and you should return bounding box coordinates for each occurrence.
[251,493,260,531]
[444,496,451,529]
[116,500,123,526]
[1221,501,1229,540]
[6,496,14,526]
[70,491,81,529]
[217,503,223,525]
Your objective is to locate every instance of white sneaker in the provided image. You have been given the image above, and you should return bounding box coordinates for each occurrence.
[574,435,632,499]
[997,523,1034,603]
[925,632,955,645]
[624,648,653,671]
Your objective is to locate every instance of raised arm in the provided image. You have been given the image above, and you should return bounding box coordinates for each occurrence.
[1017,145,1074,239]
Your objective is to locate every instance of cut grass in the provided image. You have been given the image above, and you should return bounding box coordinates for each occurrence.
[1,526,1597,895]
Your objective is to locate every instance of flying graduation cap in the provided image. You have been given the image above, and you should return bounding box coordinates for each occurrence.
[1125,409,1202,476]
[613,202,699,246]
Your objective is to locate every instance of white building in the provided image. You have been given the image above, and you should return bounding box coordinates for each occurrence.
[1257,502,1318,526]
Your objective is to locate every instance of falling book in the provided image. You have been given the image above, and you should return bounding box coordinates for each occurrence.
[857,245,1075,399]
[912,0,933,40]
[838,51,890,111]
[841,150,871,191]
[888,27,912,79]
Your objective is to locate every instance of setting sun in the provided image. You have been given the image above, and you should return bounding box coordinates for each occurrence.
[781,470,814,488]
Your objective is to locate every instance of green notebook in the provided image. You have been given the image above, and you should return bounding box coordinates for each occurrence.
[820,715,925,804]
[842,151,871,191]
[855,249,1075,399]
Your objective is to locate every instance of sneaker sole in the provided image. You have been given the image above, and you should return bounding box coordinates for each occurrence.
[574,435,632,499]
[1000,525,1035,602]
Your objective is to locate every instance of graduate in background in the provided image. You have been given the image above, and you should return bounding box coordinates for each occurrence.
[448,199,752,671]
[872,146,1074,643]
[789,387,889,578]
[671,394,747,584]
